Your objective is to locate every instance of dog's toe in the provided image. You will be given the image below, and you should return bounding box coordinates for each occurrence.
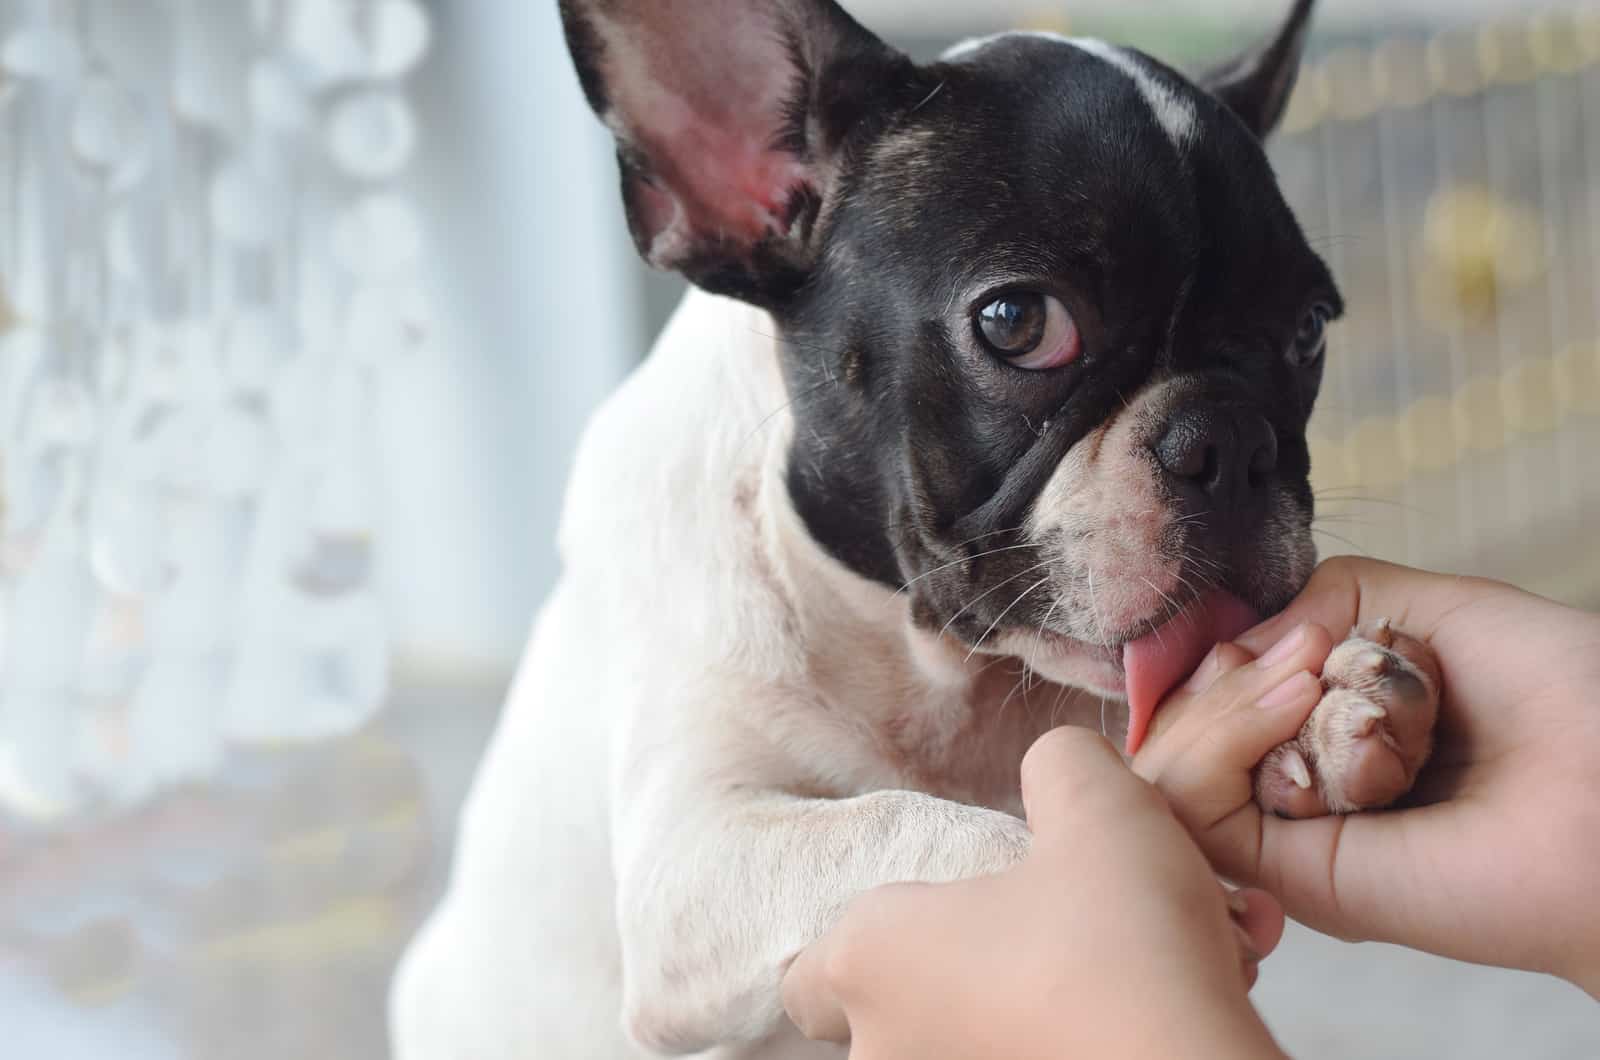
[1254,626,1441,817]
[1254,744,1329,819]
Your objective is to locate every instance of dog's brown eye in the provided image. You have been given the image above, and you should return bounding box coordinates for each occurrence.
[975,293,1080,371]
[978,294,1046,352]
[1291,304,1331,366]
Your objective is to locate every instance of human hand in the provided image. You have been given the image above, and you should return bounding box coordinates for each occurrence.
[1131,619,1335,881]
[1160,557,1600,996]
[781,727,1290,1059]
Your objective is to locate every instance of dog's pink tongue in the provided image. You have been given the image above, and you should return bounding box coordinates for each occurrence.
[1122,590,1259,756]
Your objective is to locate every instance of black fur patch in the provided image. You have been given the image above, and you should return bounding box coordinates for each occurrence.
[557,0,611,116]
[561,1,1337,646]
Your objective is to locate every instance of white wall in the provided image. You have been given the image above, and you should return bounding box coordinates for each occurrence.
[380,0,640,670]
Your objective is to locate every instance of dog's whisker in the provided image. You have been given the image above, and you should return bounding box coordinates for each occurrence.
[1026,595,1063,681]
[738,375,838,450]
[1186,550,1227,580]
[893,543,1038,597]
[1170,509,1214,528]
[1172,554,1220,591]
[996,667,1030,727]
[1141,575,1185,617]
[1313,492,1431,516]
[1167,569,1200,606]
[1170,560,1222,611]
[745,325,838,361]
[1139,576,1191,648]
[936,561,1054,642]
[965,576,1051,663]
[975,653,1016,677]
[1084,562,1113,656]
[1311,526,1374,558]
[1049,679,1071,730]
[942,525,1029,553]
[910,79,946,113]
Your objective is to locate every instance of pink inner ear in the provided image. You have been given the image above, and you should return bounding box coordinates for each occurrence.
[631,116,812,266]
[596,1,822,266]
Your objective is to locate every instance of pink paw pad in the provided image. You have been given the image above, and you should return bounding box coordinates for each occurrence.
[1254,619,1441,819]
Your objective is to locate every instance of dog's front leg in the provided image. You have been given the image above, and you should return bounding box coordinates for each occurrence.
[615,787,1030,1055]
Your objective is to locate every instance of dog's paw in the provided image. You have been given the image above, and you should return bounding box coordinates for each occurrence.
[1255,619,1441,818]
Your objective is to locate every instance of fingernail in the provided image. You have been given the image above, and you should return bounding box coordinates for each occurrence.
[1258,671,1318,710]
[1256,625,1307,669]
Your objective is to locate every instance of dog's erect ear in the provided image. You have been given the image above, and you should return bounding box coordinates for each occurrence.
[558,0,916,306]
[1200,0,1315,139]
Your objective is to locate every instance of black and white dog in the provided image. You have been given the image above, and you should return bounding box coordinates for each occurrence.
[391,2,1438,1056]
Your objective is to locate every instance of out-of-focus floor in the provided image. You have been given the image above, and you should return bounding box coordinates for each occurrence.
[1259,924,1600,1057]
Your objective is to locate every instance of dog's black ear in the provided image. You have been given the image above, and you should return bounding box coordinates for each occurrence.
[1200,0,1315,139]
[558,0,917,306]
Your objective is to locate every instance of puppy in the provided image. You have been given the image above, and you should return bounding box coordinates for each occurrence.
[390,2,1439,1056]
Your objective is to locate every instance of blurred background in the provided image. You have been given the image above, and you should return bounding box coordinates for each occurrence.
[0,0,1596,1057]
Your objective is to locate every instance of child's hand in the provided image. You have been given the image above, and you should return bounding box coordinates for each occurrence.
[783,728,1290,1059]
[1131,622,1334,883]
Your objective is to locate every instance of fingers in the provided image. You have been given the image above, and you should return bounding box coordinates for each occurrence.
[1139,643,1254,751]
[1138,624,1333,791]
[1165,671,1322,800]
[1184,641,1255,694]
[1229,887,1286,963]
[1229,886,1286,990]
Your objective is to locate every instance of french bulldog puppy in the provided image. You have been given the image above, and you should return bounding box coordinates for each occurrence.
[390,2,1439,1056]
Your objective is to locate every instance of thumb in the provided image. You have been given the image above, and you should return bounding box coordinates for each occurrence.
[1021,727,1160,842]
[1260,806,1467,955]
[1237,557,1480,658]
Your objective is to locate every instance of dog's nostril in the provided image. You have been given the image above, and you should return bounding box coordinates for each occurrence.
[1245,422,1279,489]
[1154,406,1276,508]
[1197,445,1221,490]
[1153,419,1214,482]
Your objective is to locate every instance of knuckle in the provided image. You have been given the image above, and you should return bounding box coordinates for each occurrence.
[1213,642,1255,671]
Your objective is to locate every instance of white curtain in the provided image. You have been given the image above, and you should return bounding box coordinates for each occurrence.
[0,1,640,1055]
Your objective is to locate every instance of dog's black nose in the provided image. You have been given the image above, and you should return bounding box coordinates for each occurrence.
[1153,406,1278,516]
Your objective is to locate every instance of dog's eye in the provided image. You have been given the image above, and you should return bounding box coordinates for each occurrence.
[1291,304,1332,367]
[975,293,1081,371]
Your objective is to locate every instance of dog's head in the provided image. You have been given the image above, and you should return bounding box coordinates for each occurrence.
[560,0,1336,737]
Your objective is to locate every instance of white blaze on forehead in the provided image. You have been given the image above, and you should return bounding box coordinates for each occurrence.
[939,31,1010,62]
[940,31,1198,152]
[1067,38,1198,150]
[941,29,1070,63]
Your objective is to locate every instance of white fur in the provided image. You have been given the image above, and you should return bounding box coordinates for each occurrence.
[939,31,1011,62]
[389,289,1091,1059]
[941,32,1199,151]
